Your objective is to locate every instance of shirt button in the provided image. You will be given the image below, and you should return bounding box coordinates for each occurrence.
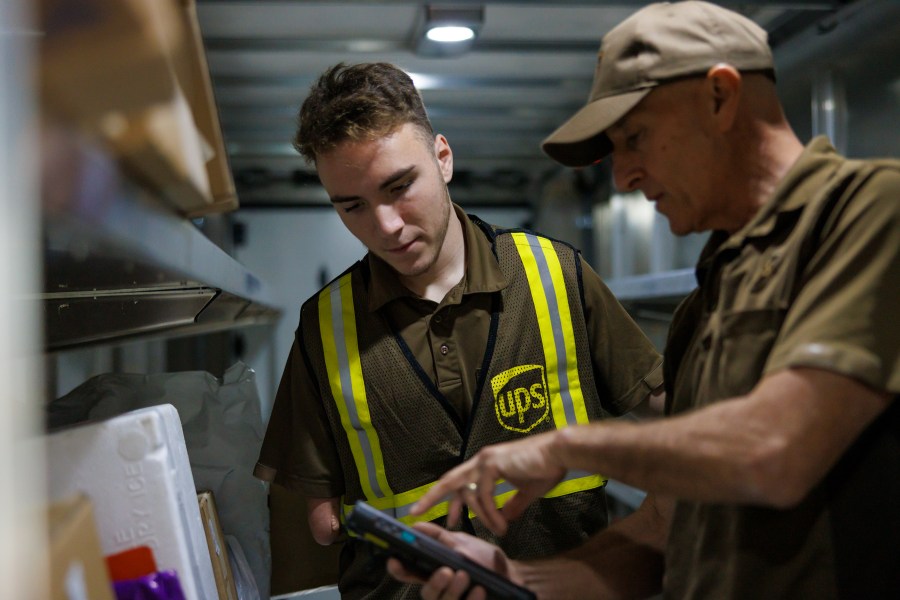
[434,314,443,323]
[440,344,449,355]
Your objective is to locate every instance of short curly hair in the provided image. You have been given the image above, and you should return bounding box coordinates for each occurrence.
[294,62,435,164]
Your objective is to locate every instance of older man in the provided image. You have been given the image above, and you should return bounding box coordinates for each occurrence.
[392,2,900,598]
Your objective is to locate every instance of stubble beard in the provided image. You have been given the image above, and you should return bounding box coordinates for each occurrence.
[400,184,452,280]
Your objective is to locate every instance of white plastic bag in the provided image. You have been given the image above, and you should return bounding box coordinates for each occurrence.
[226,534,262,600]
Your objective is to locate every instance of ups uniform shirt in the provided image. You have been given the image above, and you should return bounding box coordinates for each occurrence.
[663,137,900,599]
[256,205,663,498]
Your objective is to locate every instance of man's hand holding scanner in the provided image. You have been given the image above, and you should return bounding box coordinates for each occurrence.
[386,521,523,600]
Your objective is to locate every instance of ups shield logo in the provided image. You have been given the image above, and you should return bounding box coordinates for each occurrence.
[491,365,549,433]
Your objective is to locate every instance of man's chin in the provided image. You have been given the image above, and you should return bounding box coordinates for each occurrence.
[384,256,428,279]
[665,218,692,237]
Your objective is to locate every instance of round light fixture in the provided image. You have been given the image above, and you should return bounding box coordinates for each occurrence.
[426,25,475,43]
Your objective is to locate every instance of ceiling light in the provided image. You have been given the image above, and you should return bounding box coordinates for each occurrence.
[413,5,484,57]
[426,26,475,43]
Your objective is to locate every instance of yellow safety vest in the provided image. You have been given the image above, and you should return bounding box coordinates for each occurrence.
[318,230,605,526]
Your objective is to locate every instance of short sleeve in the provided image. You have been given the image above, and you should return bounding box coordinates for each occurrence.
[765,168,900,393]
[580,257,664,415]
[254,333,345,497]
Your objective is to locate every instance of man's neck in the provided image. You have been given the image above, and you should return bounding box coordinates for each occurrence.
[721,126,805,233]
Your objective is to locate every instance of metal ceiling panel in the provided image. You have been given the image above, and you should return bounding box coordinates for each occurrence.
[194,0,851,207]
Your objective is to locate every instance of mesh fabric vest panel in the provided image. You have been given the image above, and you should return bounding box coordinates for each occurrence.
[466,227,610,559]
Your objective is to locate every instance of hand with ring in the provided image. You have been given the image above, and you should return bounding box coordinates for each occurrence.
[412,429,569,535]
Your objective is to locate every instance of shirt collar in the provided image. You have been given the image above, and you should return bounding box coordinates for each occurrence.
[365,203,508,312]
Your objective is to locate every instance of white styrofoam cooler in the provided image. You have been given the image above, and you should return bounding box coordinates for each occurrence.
[45,403,218,600]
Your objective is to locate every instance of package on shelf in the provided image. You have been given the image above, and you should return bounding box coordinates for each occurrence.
[100,83,214,214]
[37,0,238,216]
[173,0,239,217]
[37,0,183,122]
[44,403,218,600]
[47,361,271,599]
[48,494,116,600]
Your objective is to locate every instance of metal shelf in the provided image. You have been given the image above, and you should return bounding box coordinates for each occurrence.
[606,268,697,302]
[41,127,280,351]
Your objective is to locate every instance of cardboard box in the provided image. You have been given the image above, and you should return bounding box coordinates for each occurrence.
[38,0,183,122]
[198,491,239,600]
[175,0,240,217]
[38,0,239,216]
[97,0,240,216]
[102,85,214,214]
[48,494,115,600]
[45,404,219,600]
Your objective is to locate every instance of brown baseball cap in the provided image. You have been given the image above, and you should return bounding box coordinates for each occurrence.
[541,1,774,167]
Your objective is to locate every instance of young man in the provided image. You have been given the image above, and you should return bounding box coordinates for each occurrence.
[395,2,900,598]
[252,62,664,598]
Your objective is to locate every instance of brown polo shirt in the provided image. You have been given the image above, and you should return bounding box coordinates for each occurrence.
[257,205,663,497]
[664,137,900,598]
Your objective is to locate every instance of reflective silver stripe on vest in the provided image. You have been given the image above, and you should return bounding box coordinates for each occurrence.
[520,232,580,426]
[327,277,389,499]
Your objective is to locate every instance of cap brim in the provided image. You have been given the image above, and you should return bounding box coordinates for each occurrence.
[541,88,652,167]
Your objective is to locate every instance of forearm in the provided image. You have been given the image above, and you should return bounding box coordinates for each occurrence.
[518,495,669,599]
[520,543,663,600]
[550,368,893,506]
[551,403,772,504]
[307,496,343,545]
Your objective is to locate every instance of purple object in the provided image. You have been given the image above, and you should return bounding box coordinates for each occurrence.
[113,570,187,600]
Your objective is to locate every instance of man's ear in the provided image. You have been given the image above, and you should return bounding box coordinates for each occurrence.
[434,134,454,183]
[706,63,741,131]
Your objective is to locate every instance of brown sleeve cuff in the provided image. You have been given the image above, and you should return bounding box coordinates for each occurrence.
[766,342,893,393]
[253,462,277,483]
[614,359,665,416]
[643,360,664,390]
